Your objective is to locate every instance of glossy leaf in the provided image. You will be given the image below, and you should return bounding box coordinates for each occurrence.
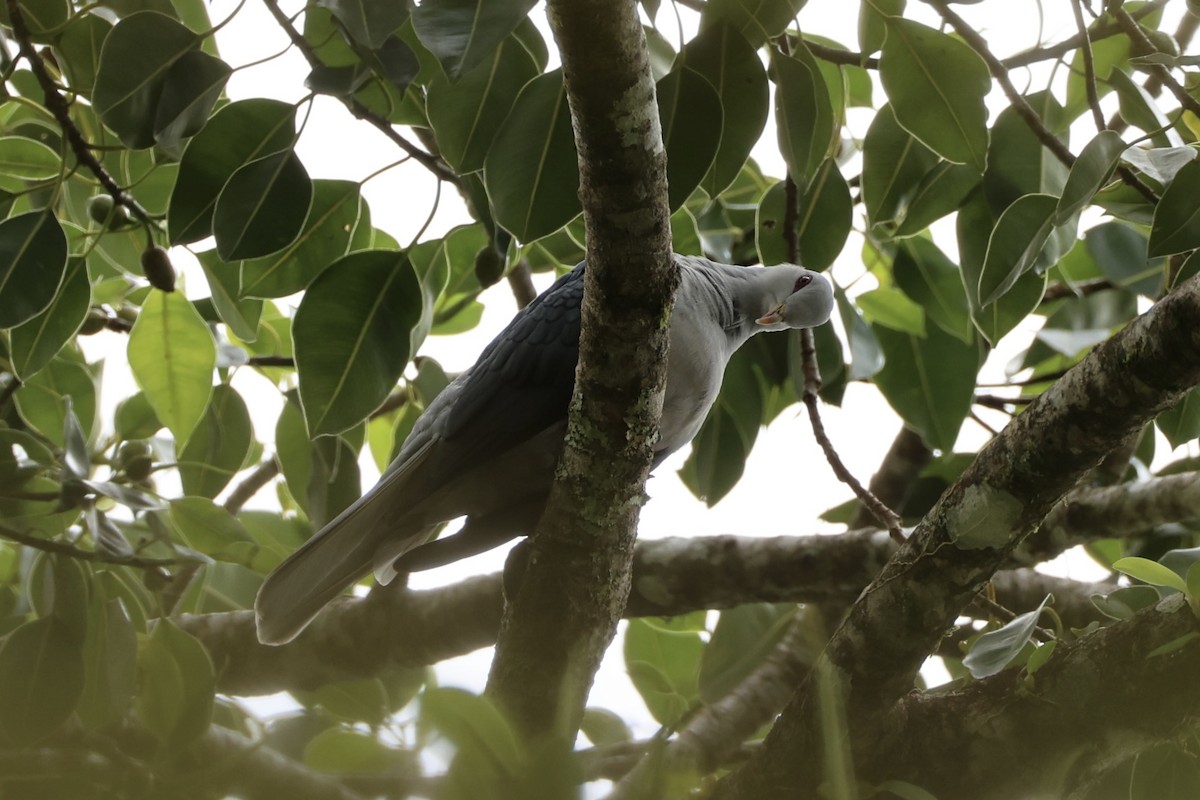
[153,50,232,156]
[294,250,424,437]
[0,210,68,328]
[880,17,990,171]
[683,23,769,196]
[93,12,199,149]
[836,290,884,382]
[701,0,806,48]
[1087,221,1160,297]
[772,47,834,186]
[9,258,89,379]
[974,269,1046,347]
[982,93,1067,213]
[135,619,215,753]
[15,355,98,447]
[54,13,112,94]
[1158,388,1200,450]
[1056,130,1127,224]
[893,238,972,343]
[0,618,85,746]
[1149,160,1200,257]
[857,286,925,336]
[426,36,539,174]
[196,251,262,341]
[317,0,409,49]
[411,0,538,79]
[169,496,269,570]
[213,150,312,260]
[483,70,580,242]
[872,321,980,451]
[168,99,297,244]
[977,193,1057,306]
[794,158,852,270]
[239,180,361,298]
[1113,557,1188,593]
[128,289,216,448]
[859,0,904,55]
[657,67,723,211]
[892,161,979,237]
[962,595,1050,678]
[861,103,937,229]
[178,384,253,498]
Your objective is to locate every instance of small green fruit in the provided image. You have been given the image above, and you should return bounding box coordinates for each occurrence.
[86,194,130,229]
[141,246,176,292]
[116,440,154,481]
[473,245,505,288]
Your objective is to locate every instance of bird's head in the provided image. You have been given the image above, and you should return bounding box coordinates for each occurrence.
[754,265,835,331]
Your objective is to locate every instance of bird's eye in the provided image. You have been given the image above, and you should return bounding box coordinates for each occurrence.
[792,274,813,292]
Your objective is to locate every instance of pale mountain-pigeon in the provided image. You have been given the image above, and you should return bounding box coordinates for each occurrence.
[256,255,834,644]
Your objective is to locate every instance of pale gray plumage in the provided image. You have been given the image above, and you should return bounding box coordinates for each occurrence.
[255,255,834,645]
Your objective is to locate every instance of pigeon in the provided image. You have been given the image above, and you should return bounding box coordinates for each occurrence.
[256,255,834,644]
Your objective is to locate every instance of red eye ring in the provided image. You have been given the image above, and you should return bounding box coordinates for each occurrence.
[793,274,813,292]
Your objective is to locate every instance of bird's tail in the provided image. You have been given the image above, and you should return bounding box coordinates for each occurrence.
[254,489,429,646]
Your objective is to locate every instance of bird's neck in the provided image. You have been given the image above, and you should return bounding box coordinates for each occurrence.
[680,261,761,349]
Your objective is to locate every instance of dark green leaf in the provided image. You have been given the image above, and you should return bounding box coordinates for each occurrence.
[426,36,539,173]
[0,135,62,180]
[861,103,937,230]
[894,238,972,343]
[178,384,253,498]
[962,595,1050,678]
[880,17,990,171]
[78,598,137,730]
[794,158,852,270]
[239,180,361,298]
[982,93,1068,213]
[657,67,723,212]
[213,150,313,260]
[1110,67,1174,148]
[0,210,68,328]
[14,354,97,448]
[316,0,409,49]
[836,289,884,381]
[1158,388,1200,450]
[699,603,796,703]
[682,23,768,196]
[197,251,262,341]
[771,46,834,186]
[93,12,199,148]
[168,99,297,244]
[483,70,580,242]
[294,251,424,436]
[54,13,112,94]
[10,258,89,379]
[307,434,362,528]
[977,193,1058,306]
[153,50,232,156]
[1130,745,1200,800]
[127,289,216,448]
[0,618,85,746]
[892,161,978,237]
[411,0,538,79]
[974,269,1046,347]
[1149,159,1200,257]
[859,0,904,55]
[135,619,215,753]
[115,392,163,440]
[873,321,980,451]
[1056,130,1127,224]
[701,0,806,48]
[1086,221,1161,297]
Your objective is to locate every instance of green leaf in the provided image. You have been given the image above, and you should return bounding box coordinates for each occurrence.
[213,150,313,261]
[93,11,199,149]
[624,615,706,726]
[168,99,297,245]
[14,354,98,448]
[411,0,538,79]
[962,595,1050,679]
[892,161,979,237]
[835,289,884,382]
[78,598,138,730]
[0,210,68,328]
[771,47,834,186]
[698,603,796,704]
[861,103,937,229]
[1113,556,1189,593]
[9,258,89,379]
[1,0,70,38]
[859,0,904,55]
[893,238,972,343]
[135,619,215,753]
[127,289,216,448]
[977,193,1058,306]
[1055,130,1127,224]
[177,384,253,498]
[857,286,925,336]
[683,23,768,196]
[1130,745,1200,800]
[1157,388,1200,449]
[54,13,112,94]
[0,135,61,180]
[873,321,980,451]
[1086,221,1161,297]
[239,180,361,298]
[196,251,261,341]
[1121,145,1197,184]
[426,35,539,174]
[701,0,806,48]
[153,49,232,156]
[419,687,521,776]
[317,0,409,49]
[484,70,580,242]
[0,618,85,746]
[794,158,852,270]
[657,67,723,212]
[580,707,631,746]
[169,496,271,570]
[982,92,1068,213]
[294,250,424,437]
[880,17,990,171]
[974,269,1046,347]
[302,678,390,725]
[304,727,398,774]
[115,391,163,440]
[1149,159,1200,257]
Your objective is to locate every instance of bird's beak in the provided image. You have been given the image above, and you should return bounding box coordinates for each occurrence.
[756,305,784,326]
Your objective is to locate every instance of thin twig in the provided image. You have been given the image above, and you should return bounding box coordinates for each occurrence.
[0,524,181,569]
[1113,7,1200,121]
[975,394,1036,410]
[1042,278,1114,302]
[223,457,281,514]
[6,0,155,227]
[1001,0,1169,68]
[0,374,21,411]
[1071,0,1107,132]
[246,354,295,368]
[258,0,459,184]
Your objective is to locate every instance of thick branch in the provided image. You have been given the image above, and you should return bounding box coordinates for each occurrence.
[484,0,674,740]
[716,274,1200,798]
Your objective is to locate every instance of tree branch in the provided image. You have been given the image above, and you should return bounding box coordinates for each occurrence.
[484,0,674,740]
[715,272,1200,798]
